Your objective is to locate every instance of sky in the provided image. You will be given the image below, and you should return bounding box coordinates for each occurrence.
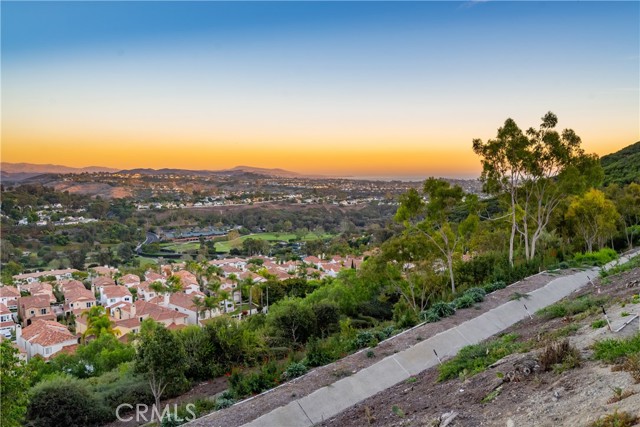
[1,1,638,179]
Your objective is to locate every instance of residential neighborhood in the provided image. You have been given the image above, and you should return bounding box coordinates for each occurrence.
[0,253,364,360]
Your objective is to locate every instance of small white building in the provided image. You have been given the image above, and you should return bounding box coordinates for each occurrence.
[99,286,133,306]
[17,320,78,360]
[0,286,20,310]
[0,303,16,338]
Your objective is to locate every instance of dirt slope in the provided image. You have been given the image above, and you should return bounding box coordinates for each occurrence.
[318,267,640,427]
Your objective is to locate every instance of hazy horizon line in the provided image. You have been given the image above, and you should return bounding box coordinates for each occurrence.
[0,161,481,181]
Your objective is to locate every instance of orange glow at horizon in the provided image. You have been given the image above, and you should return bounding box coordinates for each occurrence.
[2,126,635,178]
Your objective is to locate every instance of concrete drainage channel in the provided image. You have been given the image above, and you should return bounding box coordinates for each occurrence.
[190,251,640,427]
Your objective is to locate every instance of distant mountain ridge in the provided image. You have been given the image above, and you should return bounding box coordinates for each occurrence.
[0,163,308,179]
[117,165,314,178]
[1,162,118,174]
[600,141,640,186]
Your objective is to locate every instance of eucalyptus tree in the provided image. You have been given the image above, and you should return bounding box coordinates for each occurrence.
[472,118,530,266]
[395,178,478,294]
[565,189,619,252]
[473,112,602,264]
[606,183,640,249]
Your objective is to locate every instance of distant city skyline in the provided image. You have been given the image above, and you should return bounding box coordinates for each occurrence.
[2,1,638,178]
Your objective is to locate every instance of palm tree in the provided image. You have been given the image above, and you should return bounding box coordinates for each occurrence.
[81,306,119,343]
[166,274,183,293]
[217,290,230,314]
[150,276,183,296]
[191,296,206,326]
[149,280,166,296]
[203,295,218,320]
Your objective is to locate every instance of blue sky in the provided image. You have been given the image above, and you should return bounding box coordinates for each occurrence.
[2,1,638,177]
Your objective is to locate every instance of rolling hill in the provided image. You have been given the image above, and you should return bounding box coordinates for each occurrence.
[1,162,118,174]
[601,141,640,186]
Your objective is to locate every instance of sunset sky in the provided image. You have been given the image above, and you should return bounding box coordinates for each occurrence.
[2,1,638,179]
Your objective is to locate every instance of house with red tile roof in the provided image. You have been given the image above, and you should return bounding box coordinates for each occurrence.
[0,286,20,310]
[20,282,56,304]
[144,271,166,283]
[303,255,322,263]
[270,270,296,281]
[13,268,78,284]
[118,274,141,288]
[16,320,78,360]
[117,300,188,325]
[90,266,119,277]
[150,293,218,325]
[17,295,55,326]
[172,270,199,289]
[221,265,243,277]
[106,301,134,319]
[133,281,159,301]
[93,276,116,288]
[60,281,96,315]
[0,303,17,338]
[99,286,133,306]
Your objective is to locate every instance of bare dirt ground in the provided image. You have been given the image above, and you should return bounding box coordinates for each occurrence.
[318,267,640,427]
[187,268,581,427]
[51,181,132,199]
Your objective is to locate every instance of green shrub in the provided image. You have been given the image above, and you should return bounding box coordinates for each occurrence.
[601,256,640,278]
[453,294,475,309]
[483,280,507,294]
[437,334,524,382]
[191,398,217,416]
[464,287,486,303]
[438,334,525,381]
[281,362,307,381]
[572,248,618,267]
[430,301,456,318]
[161,413,185,427]
[536,295,607,319]
[590,410,638,427]
[392,301,419,328]
[215,395,236,410]
[374,325,396,342]
[228,361,282,399]
[351,331,377,350]
[27,376,110,427]
[591,319,607,329]
[419,309,441,323]
[593,333,640,363]
[303,338,336,367]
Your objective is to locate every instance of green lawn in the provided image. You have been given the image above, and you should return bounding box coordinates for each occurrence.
[160,242,202,252]
[137,256,159,267]
[214,232,333,253]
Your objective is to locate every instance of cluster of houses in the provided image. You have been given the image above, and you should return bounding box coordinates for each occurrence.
[0,254,364,362]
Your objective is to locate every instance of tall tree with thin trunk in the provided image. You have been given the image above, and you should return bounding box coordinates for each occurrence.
[565,189,619,252]
[135,320,187,419]
[473,118,530,266]
[473,112,603,263]
[518,112,603,260]
[395,179,478,294]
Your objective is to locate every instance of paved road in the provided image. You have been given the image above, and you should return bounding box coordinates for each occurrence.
[188,251,639,427]
[135,231,159,253]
